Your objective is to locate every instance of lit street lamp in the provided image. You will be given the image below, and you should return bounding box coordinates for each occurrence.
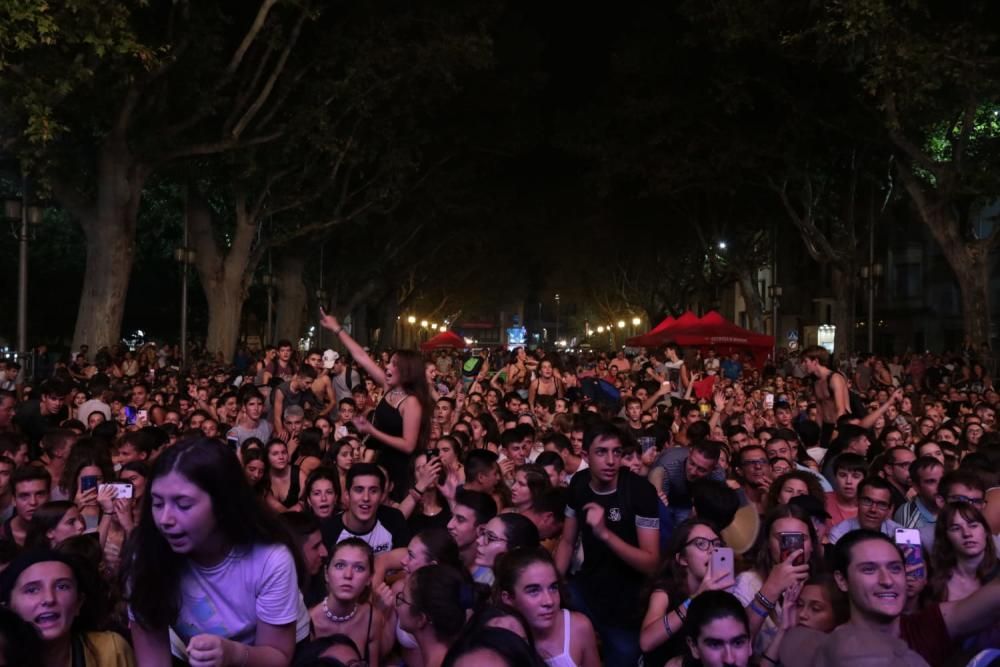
[407,315,416,324]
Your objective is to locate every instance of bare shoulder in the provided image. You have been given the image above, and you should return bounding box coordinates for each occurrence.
[569,610,595,633]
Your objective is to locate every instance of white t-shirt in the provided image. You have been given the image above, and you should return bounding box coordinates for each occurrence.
[167,543,308,658]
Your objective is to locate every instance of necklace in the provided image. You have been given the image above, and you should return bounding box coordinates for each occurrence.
[323,597,358,623]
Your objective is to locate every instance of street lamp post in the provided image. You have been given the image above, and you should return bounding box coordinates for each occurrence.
[260,258,276,344]
[555,293,561,344]
[768,284,783,361]
[860,264,883,352]
[173,211,197,366]
[5,179,44,363]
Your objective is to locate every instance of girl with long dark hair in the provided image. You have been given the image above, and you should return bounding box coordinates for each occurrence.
[124,438,309,666]
[320,308,432,502]
[495,547,600,667]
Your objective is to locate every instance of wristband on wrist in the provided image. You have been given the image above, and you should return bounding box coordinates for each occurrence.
[662,613,673,638]
[332,326,342,335]
[755,590,777,611]
[748,601,769,618]
[675,605,686,622]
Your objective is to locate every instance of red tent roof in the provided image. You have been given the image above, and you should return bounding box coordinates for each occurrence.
[420,330,467,351]
[670,310,773,348]
[648,315,675,334]
[627,310,698,347]
[626,310,773,354]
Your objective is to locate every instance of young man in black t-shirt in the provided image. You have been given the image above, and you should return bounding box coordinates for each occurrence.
[556,421,660,667]
[320,463,410,555]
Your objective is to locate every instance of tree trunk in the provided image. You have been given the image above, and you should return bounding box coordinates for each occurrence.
[63,137,146,352]
[274,250,306,343]
[915,206,993,350]
[736,270,766,333]
[188,191,258,361]
[830,264,854,358]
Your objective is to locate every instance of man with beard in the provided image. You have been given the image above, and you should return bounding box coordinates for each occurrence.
[735,444,771,515]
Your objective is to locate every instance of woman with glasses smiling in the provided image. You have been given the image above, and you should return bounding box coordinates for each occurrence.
[639,518,735,665]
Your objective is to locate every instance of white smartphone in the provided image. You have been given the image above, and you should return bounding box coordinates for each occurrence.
[764,393,775,410]
[98,482,134,499]
[711,547,735,584]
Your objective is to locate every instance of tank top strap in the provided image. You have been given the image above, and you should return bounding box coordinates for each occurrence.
[562,608,571,656]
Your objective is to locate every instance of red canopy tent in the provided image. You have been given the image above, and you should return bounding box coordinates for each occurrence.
[420,330,467,352]
[627,311,697,347]
[627,310,774,364]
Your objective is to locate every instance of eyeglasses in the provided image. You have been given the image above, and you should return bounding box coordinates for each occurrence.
[891,460,915,468]
[395,592,412,607]
[741,459,768,468]
[685,537,724,552]
[477,527,507,545]
[858,497,891,512]
[947,495,985,508]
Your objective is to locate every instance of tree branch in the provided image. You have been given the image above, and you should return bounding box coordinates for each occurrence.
[153,129,284,164]
[881,91,943,178]
[226,0,280,76]
[230,4,308,139]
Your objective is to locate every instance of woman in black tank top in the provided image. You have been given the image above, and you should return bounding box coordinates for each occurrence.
[319,308,432,502]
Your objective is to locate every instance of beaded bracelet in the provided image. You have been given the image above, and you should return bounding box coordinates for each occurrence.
[662,613,673,639]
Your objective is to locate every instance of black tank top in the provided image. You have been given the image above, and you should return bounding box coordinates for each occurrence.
[372,394,411,502]
[279,465,301,508]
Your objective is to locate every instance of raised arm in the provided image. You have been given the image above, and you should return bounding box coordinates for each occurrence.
[940,577,1000,639]
[858,388,903,430]
[319,308,386,387]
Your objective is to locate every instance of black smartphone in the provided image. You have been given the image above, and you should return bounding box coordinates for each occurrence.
[779,532,805,565]
[81,475,99,492]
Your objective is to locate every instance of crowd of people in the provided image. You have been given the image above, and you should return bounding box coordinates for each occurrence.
[0,314,998,667]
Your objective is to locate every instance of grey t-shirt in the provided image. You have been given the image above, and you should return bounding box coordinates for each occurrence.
[227,419,273,446]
